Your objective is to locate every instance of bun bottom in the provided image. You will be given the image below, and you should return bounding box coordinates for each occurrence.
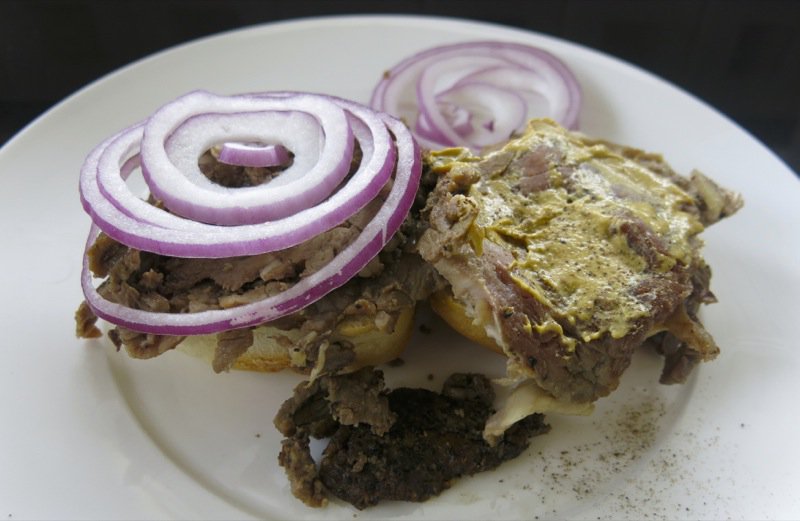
[429,289,503,354]
[177,305,416,373]
[430,289,595,428]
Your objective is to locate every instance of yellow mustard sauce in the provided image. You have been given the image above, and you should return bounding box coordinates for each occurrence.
[430,120,706,346]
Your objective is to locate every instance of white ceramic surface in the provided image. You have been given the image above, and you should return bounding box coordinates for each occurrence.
[1,15,798,521]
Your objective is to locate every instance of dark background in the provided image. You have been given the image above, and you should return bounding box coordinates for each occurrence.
[2,0,799,175]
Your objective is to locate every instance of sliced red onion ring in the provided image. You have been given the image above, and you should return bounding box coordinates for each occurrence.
[370,40,582,151]
[141,91,354,225]
[218,142,291,168]
[441,102,474,137]
[164,110,320,192]
[435,82,527,148]
[80,101,421,335]
[80,91,396,258]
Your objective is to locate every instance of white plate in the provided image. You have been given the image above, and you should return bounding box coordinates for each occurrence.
[1,15,799,521]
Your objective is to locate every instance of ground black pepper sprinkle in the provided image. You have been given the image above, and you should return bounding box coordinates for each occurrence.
[387,357,405,368]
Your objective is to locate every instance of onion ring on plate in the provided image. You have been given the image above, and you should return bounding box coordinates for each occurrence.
[370,40,582,151]
[78,91,421,335]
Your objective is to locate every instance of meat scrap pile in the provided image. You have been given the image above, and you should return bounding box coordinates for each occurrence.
[274,368,549,509]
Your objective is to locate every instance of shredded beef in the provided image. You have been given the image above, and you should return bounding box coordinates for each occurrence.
[275,367,395,439]
[74,301,101,339]
[213,328,254,373]
[108,327,185,359]
[80,240,440,373]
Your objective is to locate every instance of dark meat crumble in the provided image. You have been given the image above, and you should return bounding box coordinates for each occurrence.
[274,368,549,509]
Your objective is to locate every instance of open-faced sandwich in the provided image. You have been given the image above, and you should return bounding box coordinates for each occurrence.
[417,118,742,438]
[75,91,441,378]
[74,40,742,511]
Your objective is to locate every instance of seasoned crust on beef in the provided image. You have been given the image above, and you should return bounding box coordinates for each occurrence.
[278,434,328,508]
[418,119,741,405]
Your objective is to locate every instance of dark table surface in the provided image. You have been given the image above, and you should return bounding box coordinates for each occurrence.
[2,0,798,175]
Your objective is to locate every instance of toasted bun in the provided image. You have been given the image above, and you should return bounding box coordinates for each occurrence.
[429,289,503,355]
[430,288,596,426]
[177,305,416,373]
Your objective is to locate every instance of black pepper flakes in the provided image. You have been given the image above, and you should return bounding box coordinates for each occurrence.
[387,358,405,368]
